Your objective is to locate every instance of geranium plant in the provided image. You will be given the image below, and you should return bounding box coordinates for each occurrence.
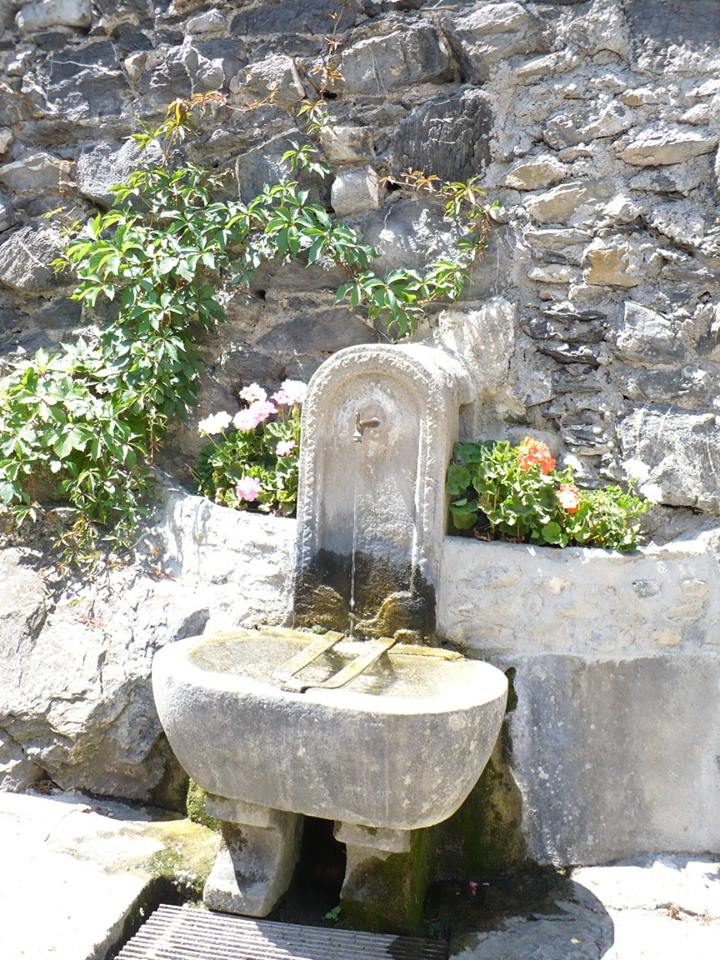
[447,438,648,552]
[195,379,305,515]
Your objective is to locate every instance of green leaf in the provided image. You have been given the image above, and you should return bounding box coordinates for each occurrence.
[541,521,563,544]
[447,463,471,495]
[54,428,87,459]
[449,500,478,530]
[0,481,18,504]
[157,257,179,275]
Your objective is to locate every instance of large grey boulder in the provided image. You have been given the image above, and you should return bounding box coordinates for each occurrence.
[582,236,656,289]
[0,490,295,803]
[0,549,47,651]
[332,21,452,94]
[137,43,222,109]
[320,125,374,164]
[234,131,327,204]
[525,181,613,225]
[629,155,713,196]
[0,552,47,792]
[0,153,67,193]
[614,301,688,363]
[627,0,720,72]
[543,102,634,150]
[621,124,718,166]
[614,363,720,412]
[502,155,569,191]
[184,7,229,35]
[238,54,305,106]
[330,166,382,216]
[230,0,360,35]
[42,40,131,122]
[0,731,41,792]
[443,2,545,83]
[352,198,460,275]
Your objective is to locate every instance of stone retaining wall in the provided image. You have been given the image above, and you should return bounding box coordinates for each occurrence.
[439,532,720,864]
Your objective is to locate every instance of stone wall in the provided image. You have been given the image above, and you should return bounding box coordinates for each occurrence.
[0,0,717,502]
[1,0,720,862]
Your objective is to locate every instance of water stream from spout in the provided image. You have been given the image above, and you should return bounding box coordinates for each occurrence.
[348,443,360,639]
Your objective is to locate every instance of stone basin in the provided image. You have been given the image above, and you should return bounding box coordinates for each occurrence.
[152,627,508,831]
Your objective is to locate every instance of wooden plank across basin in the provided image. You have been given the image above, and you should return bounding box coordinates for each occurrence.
[116,904,449,959]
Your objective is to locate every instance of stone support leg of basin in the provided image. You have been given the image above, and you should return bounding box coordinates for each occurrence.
[203,796,303,917]
[335,821,429,934]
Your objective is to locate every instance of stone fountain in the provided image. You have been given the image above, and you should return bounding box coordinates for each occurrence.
[153,305,512,931]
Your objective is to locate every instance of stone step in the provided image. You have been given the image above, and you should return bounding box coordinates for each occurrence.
[0,791,219,960]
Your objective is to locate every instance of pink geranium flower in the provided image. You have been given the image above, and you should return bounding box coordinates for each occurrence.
[271,379,307,406]
[248,399,277,424]
[276,439,297,457]
[239,383,267,404]
[235,476,261,502]
[233,408,257,432]
[233,400,277,432]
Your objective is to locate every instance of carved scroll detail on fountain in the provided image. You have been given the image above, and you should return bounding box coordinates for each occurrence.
[293,303,514,640]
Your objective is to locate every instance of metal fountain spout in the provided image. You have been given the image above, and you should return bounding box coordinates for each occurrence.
[352,413,381,442]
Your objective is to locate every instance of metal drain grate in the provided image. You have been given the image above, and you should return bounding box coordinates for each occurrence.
[117,904,448,960]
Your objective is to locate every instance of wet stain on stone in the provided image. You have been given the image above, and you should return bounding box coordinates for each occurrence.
[294,549,436,641]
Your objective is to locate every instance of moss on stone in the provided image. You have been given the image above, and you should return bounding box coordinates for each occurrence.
[353,591,426,642]
[431,746,526,881]
[340,830,430,935]
[430,669,526,880]
[294,584,348,632]
[452,745,526,877]
[136,817,220,900]
[186,779,220,832]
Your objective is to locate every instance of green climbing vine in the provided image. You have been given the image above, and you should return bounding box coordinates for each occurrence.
[0,92,495,560]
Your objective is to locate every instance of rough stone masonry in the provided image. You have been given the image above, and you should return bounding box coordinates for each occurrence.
[0,0,719,862]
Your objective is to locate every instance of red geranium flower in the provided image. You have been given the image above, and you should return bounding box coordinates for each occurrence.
[517,437,556,475]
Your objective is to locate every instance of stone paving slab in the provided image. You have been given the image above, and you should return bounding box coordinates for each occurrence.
[0,791,218,960]
[3,792,719,960]
[450,856,720,960]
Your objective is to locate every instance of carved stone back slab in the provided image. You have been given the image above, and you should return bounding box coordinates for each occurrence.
[293,341,475,640]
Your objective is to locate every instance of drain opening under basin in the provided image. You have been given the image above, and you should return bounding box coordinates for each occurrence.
[116,903,448,959]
